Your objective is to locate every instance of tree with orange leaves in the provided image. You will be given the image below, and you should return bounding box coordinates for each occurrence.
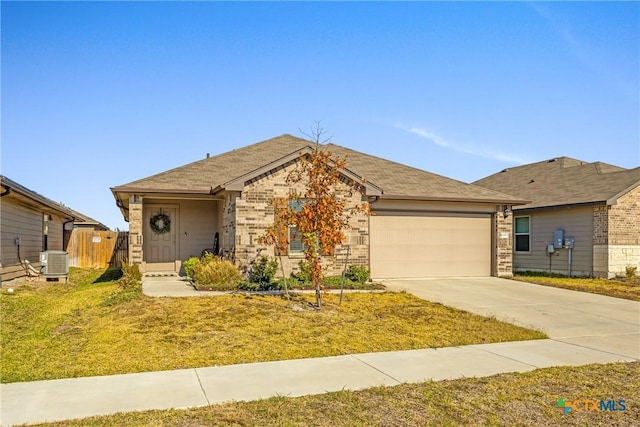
[260,124,369,308]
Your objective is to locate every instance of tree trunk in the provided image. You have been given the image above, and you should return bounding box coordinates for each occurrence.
[314,277,322,308]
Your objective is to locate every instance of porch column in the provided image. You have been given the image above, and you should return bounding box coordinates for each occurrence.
[128,194,143,265]
[495,206,514,277]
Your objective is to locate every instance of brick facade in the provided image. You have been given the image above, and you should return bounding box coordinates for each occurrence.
[593,186,640,277]
[495,208,513,277]
[127,163,517,279]
[608,186,640,246]
[233,161,370,278]
[592,205,608,246]
[128,195,143,265]
[221,192,239,257]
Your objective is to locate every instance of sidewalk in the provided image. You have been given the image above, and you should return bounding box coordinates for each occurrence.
[2,339,635,426]
[1,277,638,426]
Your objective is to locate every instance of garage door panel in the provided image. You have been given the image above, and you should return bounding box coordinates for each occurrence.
[370,213,491,278]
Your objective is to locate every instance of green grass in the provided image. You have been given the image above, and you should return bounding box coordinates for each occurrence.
[1,268,545,384]
[512,273,640,301]
[29,361,640,426]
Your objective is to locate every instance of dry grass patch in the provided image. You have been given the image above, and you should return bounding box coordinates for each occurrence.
[31,362,639,426]
[512,274,640,301]
[1,268,545,383]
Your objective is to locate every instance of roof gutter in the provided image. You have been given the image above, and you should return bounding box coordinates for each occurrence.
[1,176,77,217]
[375,194,530,205]
[513,200,604,214]
[111,187,215,195]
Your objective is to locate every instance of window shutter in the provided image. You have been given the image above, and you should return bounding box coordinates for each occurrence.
[273,198,288,256]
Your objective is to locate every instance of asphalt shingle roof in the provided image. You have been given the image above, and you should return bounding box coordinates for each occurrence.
[112,134,523,203]
[1,175,109,229]
[473,157,640,209]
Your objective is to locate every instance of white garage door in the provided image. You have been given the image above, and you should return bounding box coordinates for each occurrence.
[370,212,492,278]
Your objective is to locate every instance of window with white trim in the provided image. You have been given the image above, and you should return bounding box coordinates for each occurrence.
[514,216,530,252]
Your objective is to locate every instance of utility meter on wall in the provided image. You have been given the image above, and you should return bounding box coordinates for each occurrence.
[564,237,575,249]
[553,229,564,249]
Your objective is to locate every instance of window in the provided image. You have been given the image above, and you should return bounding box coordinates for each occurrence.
[289,226,305,254]
[273,198,333,256]
[273,198,306,256]
[288,200,305,254]
[514,216,530,252]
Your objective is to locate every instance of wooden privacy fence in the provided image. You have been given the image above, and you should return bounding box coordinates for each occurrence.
[67,230,128,269]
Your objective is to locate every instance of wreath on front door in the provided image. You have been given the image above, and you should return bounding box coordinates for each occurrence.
[150,212,171,235]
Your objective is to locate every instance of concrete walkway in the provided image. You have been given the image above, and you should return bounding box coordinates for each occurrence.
[1,277,638,426]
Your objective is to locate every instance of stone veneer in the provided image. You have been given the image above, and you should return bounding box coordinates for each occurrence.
[232,161,370,278]
[128,195,143,265]
[495,208,513,277]
[221,192,238,258]
[592,185,640,277]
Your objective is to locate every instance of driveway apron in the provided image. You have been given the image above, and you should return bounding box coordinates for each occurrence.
[383,277,640,359]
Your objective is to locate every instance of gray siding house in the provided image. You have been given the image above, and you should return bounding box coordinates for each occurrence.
[111,134,526,279]
[0,175,108,282]
[475,157,640,278]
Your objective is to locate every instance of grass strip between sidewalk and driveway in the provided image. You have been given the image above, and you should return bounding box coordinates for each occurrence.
[1,268,546,383]
[512,273,640,302]
[29,361,639,427]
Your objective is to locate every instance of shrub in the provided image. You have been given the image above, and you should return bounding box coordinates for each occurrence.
[250,255,279,284]
[183,256,199,280]
[626,264,638,279]
[102,264,142,306]
[193,255,242,290]
[294,259,313,283]
[238,280,283,292]
[345,265,370,283]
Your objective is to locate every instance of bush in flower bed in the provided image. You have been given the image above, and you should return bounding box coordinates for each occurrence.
[183,255,381,292]
[287,261,380,290]
[191,254,242,291]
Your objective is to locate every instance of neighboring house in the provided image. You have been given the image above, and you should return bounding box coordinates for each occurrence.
[0,175,109,282]
[474,157,640,278]
[111,134,526,279]
[66,208,110,232]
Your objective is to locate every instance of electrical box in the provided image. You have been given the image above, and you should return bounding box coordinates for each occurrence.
[553,229,564,249]
[547,244,555,254]
[564,237,575,249]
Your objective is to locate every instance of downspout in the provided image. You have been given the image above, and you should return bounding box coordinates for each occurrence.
[1,186,11,197]
[116,198,130,222]
[63,216,75,251]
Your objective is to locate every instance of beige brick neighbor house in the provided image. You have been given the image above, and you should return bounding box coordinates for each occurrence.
[475,157,640,278]
[111,134,526,279]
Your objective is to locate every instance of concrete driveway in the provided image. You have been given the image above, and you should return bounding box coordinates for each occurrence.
[383,277,640,359]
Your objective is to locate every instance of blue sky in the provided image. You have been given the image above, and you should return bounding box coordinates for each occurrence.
[2,1,638,231]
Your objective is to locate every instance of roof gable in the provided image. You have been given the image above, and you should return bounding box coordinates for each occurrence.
[474,157,640,209]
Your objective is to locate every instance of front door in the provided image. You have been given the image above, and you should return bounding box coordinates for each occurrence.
[144,206,177,264]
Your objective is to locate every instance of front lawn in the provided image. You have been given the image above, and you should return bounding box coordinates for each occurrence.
[512,273,640,301]
[30,361,640,426]
[1,268,545,383]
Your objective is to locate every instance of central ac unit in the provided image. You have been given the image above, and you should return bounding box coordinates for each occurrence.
[40,250,69,277]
